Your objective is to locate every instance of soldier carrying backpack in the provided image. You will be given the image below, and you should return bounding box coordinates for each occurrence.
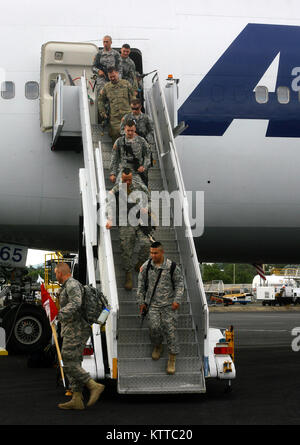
[137,242,185,375]
[55,263,106,410]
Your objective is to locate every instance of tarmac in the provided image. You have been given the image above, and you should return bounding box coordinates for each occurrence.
[1,307,300,427]
[209,302,300,312]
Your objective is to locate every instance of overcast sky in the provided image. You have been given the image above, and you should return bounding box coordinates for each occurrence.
[26,249,55,267]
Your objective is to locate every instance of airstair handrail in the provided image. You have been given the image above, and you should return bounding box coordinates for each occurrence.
[146,73,209,359]
[79,74,105,379]
[79,74,119,378]
[79,76,98,246]
[95,146,119,377]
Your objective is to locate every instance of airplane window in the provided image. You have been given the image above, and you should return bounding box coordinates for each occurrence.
[25,81,39,100]
[277,86,290,104]
[1,81,15,99]
[255,86,268,104]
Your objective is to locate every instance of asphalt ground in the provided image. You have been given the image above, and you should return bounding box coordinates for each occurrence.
[1,310,300,429]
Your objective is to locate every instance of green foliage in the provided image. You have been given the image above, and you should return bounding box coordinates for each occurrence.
[202,263,259,284]
[26,266,45,281]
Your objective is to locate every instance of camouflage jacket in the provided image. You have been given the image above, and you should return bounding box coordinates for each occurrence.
[110,135,151,177]
[92,48,123,78]
[106,176,150,222]
[137,258,184,307]
[120,112,155,144]
[120,56,137,89]
[57,277,87,334]
[98,79,134,122]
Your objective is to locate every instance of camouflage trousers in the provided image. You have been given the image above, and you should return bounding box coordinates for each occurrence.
[119,226,151,272]
[95,77,108,97]
[109,123,121,145]
[61,323,92,392]
[109,115,125,144]
[148,305,180,355]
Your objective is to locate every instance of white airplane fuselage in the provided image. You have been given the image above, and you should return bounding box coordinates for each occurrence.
[1,0,300,263]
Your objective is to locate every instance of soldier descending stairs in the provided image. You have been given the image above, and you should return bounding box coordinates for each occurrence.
[91,115,205,393]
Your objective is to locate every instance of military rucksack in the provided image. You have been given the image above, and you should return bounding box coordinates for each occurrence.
[144,259,176,292]
[81,285,109,324]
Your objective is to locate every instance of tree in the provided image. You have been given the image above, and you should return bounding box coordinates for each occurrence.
[202,263,261,284]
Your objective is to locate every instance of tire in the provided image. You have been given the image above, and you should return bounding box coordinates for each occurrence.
[2,304,51,355]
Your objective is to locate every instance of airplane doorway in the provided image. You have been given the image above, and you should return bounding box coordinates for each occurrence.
[97,46,143,76]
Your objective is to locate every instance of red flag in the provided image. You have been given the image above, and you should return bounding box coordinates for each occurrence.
[41,283,58,324]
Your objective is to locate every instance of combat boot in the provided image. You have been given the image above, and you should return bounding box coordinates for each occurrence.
[124,271,133,291]
[166,354,176,375]
[86,379,105,407]
[58,392,85,410]
[152,344,163,361]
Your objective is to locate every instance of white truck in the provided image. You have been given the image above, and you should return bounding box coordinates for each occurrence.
[256,285,300,306]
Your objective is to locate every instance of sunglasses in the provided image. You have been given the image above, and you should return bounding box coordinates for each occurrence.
[131,106,140,110]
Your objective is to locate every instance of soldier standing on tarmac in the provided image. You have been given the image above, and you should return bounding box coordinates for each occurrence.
[55,263,105,410]
[98,67,135,144]
[106,168,152,291]
[137,242,184,375]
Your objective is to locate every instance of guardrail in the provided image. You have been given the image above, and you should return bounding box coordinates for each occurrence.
[146,73,209,361]
[95,146,119,379]
[79,77,98,246]
[79,75,104,378]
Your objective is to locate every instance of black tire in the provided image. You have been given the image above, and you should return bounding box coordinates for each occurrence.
[2,304,51,355]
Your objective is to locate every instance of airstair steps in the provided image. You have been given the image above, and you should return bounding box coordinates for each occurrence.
[118,373,206,395]
[118,328,196,344]
[118,342,200,359]
[118,357,201,374]
[93,122,204,394]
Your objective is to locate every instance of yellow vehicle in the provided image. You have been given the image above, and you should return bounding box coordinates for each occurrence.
[223,292,252,306]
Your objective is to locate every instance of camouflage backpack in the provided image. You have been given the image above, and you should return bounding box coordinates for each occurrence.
[81,285,109,324]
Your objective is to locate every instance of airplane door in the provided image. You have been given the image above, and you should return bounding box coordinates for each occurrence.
[52,75,64,149]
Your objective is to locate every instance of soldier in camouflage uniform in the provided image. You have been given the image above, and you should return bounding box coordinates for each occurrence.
[110,121,151,185]
[110,120,151,186]
[55,263,105,410]
[120,98,155,147]
[136,71,144,100]
[120,44,138,91]
[92,35,123,93]
[137,242,184,375]
[98,68,135,144]
[106,168,152,291]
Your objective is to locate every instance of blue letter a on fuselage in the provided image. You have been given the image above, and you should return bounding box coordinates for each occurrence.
[178,23,300,138]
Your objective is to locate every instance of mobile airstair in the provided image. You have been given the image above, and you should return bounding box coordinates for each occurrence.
[48,60,235,393]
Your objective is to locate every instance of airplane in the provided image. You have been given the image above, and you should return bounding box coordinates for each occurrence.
[5,0,300,391]
[1,0,300,269]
